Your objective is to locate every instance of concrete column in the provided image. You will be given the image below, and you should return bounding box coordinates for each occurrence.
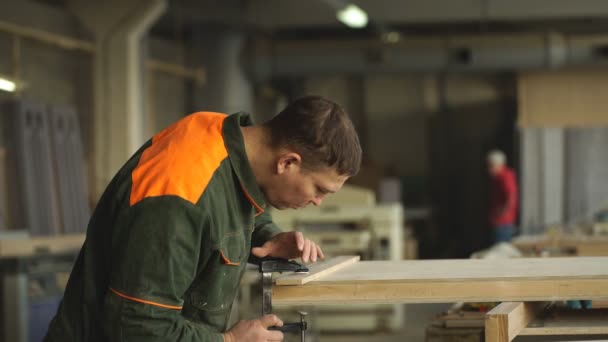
[190,27,253,115]
[68,0,166,197]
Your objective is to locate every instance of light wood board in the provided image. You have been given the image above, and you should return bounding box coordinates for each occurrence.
[520,308,608,336]
[275,255,360,285]
[518,67,608,127]
[513,234,608,256]
[485,302,545,342]
[273,257,608,306]
[0,233,85,257]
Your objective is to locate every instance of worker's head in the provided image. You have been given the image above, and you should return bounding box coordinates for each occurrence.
[262,96,362,209]
[487,149,506,175]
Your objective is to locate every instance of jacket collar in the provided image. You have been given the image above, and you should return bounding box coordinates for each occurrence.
[222,112,266,215]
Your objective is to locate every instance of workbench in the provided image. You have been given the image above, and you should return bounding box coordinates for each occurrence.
[273,256,608,341]
[513,234,608,257]
[0,233,84,342]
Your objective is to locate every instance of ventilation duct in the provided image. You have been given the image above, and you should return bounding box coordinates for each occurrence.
[247,32,608,80]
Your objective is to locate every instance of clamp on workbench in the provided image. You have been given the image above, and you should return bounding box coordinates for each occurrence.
[259,258,309,342]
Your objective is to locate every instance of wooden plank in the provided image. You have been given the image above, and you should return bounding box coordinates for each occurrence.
[280,257,608,283]
[437,311,486,328]
[518,67,608,127]
[593,299,608,308]
[0,233,85,257]
[576,243,608,257]
[485,302,545,342]
[49,106,90,234]
[513,234,608,257]
[5,100,61,235]
[275,255,360,285]
[272,257,608,305]
[520,308,608,336]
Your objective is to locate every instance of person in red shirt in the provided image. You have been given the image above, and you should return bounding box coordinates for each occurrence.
[488,150,518,243]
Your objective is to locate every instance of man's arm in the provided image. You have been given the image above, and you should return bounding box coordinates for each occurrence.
[497,171,518,219]
[104,197,223,342]
[250,210,324,263]
[248,210,282,264]
[251,210,283,249]
[505,171,518,212]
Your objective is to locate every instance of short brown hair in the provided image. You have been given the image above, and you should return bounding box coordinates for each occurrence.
[264,96,362,176]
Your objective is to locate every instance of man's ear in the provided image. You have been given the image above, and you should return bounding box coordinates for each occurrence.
[276,152,302,174]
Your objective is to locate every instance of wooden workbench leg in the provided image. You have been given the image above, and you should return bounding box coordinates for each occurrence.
[485,302,545,342]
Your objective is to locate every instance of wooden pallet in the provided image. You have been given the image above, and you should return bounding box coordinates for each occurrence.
[486,302,608,341]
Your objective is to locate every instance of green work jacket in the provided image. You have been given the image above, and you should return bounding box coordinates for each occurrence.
[45,112,281,342]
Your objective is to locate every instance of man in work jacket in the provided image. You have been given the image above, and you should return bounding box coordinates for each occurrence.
[44,95,362,342]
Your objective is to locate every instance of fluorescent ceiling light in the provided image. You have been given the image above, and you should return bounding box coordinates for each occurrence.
[0,77,16,92]
[337,4,368,28]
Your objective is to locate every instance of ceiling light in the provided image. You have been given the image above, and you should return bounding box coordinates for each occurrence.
[337,4,368,29]
[0,77,16,92]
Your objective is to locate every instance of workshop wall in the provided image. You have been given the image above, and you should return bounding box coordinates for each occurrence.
[0,1,91,146]
[0,1,92,228]
[0,31,12,142]
[304,75,366,141]
[188,27,253,117]
[518,67,608,232]
[303,72,516,257]
[303,74,512,185]
[147,38,189,136]
[365,75,433,179]
[0,0,192,224]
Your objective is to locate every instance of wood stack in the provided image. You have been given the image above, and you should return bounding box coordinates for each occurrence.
[2,100,89,234]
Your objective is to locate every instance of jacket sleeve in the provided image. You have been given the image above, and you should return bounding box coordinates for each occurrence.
[251,210,282,248]
[104,197,223,342]
[248,210,282,266]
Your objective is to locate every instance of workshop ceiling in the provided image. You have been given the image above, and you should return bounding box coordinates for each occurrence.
[151,0,608,39]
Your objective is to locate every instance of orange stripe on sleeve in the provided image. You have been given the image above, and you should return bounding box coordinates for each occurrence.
[109,288,183,310]
[130,112,228,206]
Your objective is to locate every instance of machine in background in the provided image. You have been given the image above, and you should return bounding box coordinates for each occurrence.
[0,232,83,342]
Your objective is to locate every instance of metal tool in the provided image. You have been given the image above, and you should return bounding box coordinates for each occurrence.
[259,258,309,341]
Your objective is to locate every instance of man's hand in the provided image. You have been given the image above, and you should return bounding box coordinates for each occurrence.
[223,315,284,342]
[251,231,325,263]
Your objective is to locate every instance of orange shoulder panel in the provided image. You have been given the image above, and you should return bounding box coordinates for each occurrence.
[130,112,228,206]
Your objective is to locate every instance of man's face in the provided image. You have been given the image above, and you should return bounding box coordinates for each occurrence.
[263,154,348,210]
[488,162,503,176]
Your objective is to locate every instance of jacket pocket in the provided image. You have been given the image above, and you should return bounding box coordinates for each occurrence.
[188,231,248,331]
[217,231,247,266]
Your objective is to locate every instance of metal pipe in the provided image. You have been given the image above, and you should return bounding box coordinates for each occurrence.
[0,19,203,81]
[248,33,608,80]
[147,59,206,84]
[0,20,94,52]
